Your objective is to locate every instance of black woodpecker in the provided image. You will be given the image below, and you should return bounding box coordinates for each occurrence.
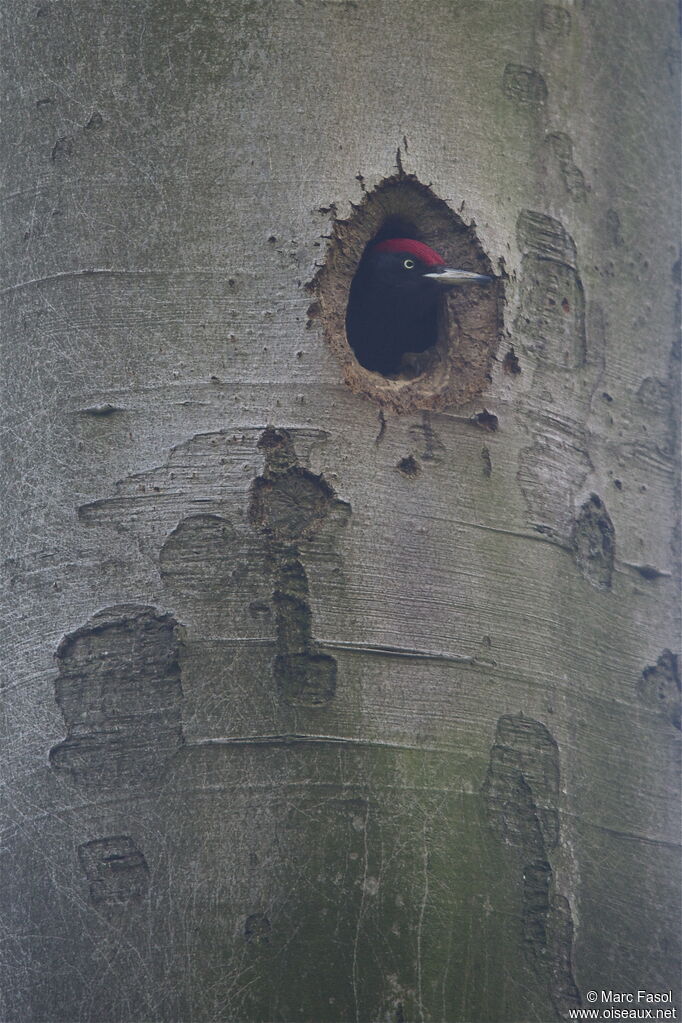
[346,237,491,374]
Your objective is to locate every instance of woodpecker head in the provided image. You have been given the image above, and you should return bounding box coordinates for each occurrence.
[364,238,491,300]
[346,236,492,374]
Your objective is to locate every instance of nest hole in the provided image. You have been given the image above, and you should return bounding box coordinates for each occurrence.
[311,174,503,413]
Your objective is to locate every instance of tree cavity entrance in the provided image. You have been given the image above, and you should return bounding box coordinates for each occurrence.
[310,174,503,413]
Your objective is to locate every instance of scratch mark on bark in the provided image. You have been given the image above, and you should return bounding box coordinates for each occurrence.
[565,817,681,849]
[623,562,671,580]
[78,403,125,417]
[321,639,475,664]
[186,734,434,752]
[0,267,240,295]
[416,820,429,1023]
[375,409,387,446]
[352,797,371,1023]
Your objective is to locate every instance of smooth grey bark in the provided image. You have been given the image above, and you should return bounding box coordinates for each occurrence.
[1,2,679,1022]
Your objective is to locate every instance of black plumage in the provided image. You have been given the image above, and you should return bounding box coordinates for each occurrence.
[346,238,491,375]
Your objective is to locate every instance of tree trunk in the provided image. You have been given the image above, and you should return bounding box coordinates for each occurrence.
[1,2,679,1021]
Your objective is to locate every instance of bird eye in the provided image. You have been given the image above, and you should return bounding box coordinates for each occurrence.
[403,258,415,270]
